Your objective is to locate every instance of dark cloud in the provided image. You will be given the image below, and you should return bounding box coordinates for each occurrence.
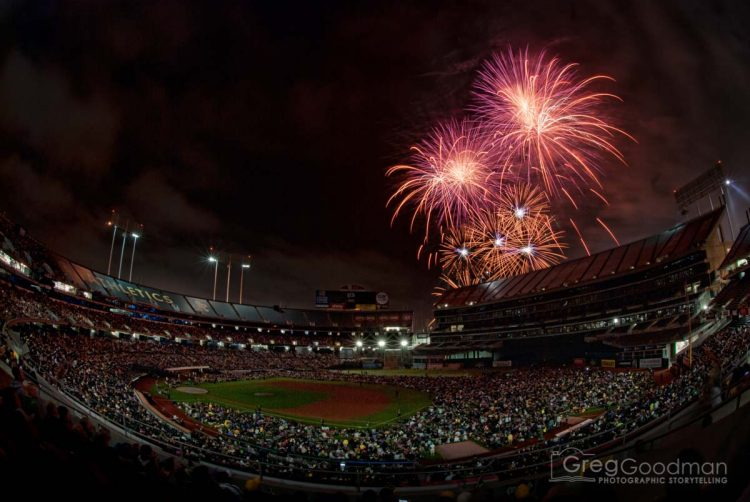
[0,51,119,174]
[0,155,75,216]
[0,0,748,328]
[125,170,220,235]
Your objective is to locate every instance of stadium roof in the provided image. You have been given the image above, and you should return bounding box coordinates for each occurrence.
[720,222,750,270]
[437,208,723,309]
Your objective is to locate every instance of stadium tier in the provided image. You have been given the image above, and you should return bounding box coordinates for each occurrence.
[426,209,744,368]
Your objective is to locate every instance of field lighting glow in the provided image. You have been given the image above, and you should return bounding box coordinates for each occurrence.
[400,339,408,347]
[355,340,363,347]
[377,339,386,348]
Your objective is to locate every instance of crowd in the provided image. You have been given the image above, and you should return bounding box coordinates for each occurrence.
[0,359,368,501]
[2,268,750,486]
[11,318,750,486]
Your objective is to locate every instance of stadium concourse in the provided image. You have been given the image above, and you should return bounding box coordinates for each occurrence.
[1,212,750,500]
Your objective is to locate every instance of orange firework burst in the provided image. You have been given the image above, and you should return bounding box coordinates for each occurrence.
[466,207,522,280]
[386,119,499,239]
[500,182,550,224]
[509,214,567,274]
[437,225,480,289]
[437,184,566,287]
[473,46,633,196]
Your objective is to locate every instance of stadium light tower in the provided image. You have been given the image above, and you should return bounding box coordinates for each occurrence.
[721,178,736,240]
[208,255,219,301]
[225,256,232,303]
[239,256,251,304]
[128,230,141,282]
[106,210,119,276]
[117,220,130,279]
[377,338,386,364]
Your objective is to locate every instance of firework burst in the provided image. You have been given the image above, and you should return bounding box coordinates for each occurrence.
[437,225,479,289]
[473,184,565,278]
[386,119,499,239]
[473,46,633,196]
[509,214,567,274]
[466,207,521,280]
[499,182,551,225]
[437,184,566,287]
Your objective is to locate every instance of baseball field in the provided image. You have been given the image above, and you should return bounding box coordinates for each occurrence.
[167,377,433,428]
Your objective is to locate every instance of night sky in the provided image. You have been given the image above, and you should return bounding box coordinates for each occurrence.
[1,0,749,329]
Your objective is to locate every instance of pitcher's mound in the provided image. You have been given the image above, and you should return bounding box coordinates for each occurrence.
[176,386,208,395]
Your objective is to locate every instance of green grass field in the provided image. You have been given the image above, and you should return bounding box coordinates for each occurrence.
[164,377,433,428]
[332,368,479,377]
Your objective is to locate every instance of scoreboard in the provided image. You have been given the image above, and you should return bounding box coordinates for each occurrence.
[315,290,389,309]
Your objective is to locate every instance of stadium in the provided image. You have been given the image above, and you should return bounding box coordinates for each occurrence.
[3,202,750,499]
[2,3,750,502]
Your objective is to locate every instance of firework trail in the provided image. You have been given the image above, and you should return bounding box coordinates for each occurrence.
[472,46,633,197]
[386,119,501,240]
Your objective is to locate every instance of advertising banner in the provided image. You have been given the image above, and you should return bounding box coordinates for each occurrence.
[638,357,664,369]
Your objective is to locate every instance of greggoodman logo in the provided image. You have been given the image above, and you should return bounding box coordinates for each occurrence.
[550,447,596,482]
[549,448,728,485]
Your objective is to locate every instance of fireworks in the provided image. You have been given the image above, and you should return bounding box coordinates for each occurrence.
[442,185,566,285]
[386,119,497,237]
[387,46,630,291]
[437,226,479,289]
[467,208,518,280]
[473,46,632,196]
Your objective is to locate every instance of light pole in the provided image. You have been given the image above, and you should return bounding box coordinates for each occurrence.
[400,338,409,367]
[209,256,219,301]
[722,179,736,241]
[128,231,140,282]
[225,256,232,303]
[378,339,386,364]
[239,259,251,304]
[106,211,118,276]
[117,220,129,279]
